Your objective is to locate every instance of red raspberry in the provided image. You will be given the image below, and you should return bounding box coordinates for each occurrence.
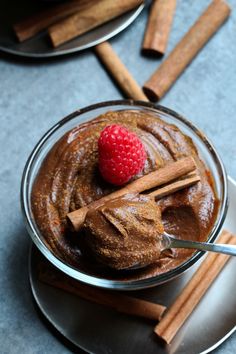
[98,124,147,185]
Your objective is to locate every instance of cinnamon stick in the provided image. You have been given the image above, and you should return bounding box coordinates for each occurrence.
[149,172,200,200]
[95,42,148,101]
[48,0,144,47]
[67,156,196,232]
[143,0,231,101]
[154,230,236,344]
[142,0,176,55]
[38,264,166,321]
[14,0,93,42]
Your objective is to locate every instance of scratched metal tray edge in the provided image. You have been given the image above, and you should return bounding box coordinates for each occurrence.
[28,176,236,354]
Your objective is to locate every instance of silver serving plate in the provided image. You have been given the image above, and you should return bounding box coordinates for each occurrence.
[0,0,144,57]
[29,176,236,354]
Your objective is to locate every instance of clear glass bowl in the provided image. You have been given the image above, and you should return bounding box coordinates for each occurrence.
[21,100,228,290]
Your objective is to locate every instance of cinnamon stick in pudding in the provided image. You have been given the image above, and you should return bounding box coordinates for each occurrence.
[142,0,176,55]
[149,172,200,200]
[95,42,148,101]
[38,264,166,321]
[48,0,144,47]
[143,0,231,101]
[67,156,196,232]
[154,230,236,344]
[14,0,93,42]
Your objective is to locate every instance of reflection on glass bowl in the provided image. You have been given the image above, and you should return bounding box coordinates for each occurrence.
[21,100,228,290]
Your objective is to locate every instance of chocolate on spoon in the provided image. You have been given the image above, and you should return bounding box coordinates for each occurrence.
[82,193,236,271]
[82,193,164,270]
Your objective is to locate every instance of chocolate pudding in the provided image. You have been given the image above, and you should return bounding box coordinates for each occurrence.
[31,110,219,280]
[83,193,164,270]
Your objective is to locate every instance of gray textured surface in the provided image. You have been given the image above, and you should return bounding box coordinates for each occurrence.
[0,0,236,353]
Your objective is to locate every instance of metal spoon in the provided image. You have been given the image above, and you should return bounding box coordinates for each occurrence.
[162,232,236,256]
[128,232,236,271]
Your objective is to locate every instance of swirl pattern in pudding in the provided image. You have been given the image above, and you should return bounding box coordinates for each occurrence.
[31,110,219,280]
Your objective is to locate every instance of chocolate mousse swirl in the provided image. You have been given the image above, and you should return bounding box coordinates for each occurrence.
[83,194,164,270]
[32,110,218,274]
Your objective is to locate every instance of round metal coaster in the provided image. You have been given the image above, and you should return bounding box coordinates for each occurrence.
[29,176,236,354]
[0,0,144,58]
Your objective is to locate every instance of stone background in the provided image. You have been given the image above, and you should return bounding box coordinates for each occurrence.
[0,0,235,353]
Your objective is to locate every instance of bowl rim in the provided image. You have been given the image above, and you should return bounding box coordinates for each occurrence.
[21,99,228,290]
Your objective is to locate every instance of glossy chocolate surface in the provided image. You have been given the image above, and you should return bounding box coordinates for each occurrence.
[32,110,218,280]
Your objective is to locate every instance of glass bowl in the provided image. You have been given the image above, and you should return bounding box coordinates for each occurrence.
[21,100,228,290]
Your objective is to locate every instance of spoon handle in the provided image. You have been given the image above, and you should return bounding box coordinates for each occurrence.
[164,233,236,256]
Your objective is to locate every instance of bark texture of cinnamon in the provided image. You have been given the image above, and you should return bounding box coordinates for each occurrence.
[67,156,197,232]
[143,0,231,101]
[38,264,166,321]
[142,0,176,55]
[149,172,200,200]
[48,0,144,47]
[95,42,148,101]
[154,230,236,344]
[14,0,93,42]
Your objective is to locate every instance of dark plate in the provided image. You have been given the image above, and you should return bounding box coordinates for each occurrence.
[0,0,144,57]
